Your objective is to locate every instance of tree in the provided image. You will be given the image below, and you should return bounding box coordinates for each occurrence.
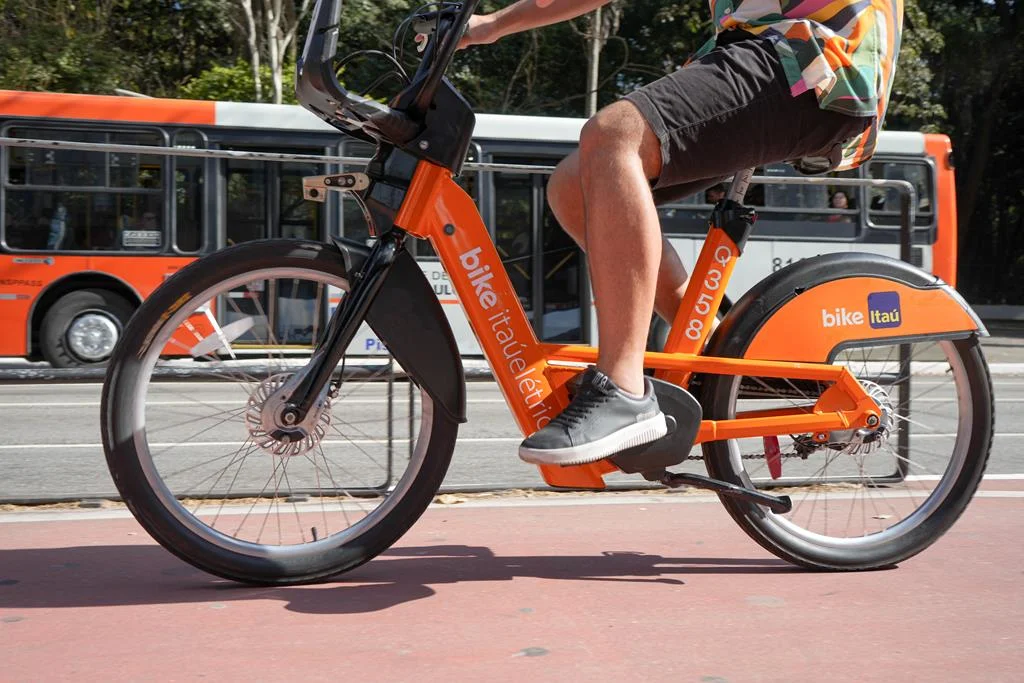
[917,0,1024,302]
[233,0,314,103]
[0,0,234,97]
[180,60,297,103]
[885,0,946,131]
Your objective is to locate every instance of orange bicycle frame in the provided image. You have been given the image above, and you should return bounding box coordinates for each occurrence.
[395,161,977,489]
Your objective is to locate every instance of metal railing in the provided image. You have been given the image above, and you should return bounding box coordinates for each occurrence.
[0,136,922,501]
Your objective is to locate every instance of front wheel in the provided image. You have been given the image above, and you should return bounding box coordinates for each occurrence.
[101,239,459,584]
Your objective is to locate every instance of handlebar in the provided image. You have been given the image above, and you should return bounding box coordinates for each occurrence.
[296,0,480,144]
[409,1,478,117]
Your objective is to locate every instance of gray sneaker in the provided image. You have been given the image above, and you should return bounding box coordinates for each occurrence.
[519,367,667,466]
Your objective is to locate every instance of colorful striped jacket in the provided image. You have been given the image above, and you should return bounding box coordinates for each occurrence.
[693,0,904,171]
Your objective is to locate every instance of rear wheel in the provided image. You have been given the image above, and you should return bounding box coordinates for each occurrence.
[702,336,992,570]
[102,240,459,584]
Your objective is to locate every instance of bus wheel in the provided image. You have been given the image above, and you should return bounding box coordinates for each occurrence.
[41,289,135,368]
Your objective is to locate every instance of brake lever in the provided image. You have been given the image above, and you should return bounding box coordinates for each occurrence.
[415,32,430,53]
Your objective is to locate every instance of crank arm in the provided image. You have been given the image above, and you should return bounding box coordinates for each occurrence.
[657,471,793,514]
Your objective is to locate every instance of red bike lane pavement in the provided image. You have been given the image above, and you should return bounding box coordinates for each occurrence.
[1,489,1021,682]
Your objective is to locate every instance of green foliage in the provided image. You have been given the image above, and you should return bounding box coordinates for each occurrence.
[886,0,946,131]
[0,0,234,96]
[180,60,297,104]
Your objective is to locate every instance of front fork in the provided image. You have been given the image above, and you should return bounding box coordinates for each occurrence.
[279,230,405,426]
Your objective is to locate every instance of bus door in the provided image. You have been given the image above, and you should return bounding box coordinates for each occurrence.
[221,148,325,348]
[490,157,587,343]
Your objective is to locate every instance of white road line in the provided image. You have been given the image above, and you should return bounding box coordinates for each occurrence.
[913,398,1024,403]
[0,398,508,408]
[907,473,1024,481]
[3,433,1023,451]
[0,437,523,450]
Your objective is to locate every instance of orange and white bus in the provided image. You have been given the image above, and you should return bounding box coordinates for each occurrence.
[0,89,956,366]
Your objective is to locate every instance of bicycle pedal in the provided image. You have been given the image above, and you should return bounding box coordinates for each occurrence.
[610,378,701,475]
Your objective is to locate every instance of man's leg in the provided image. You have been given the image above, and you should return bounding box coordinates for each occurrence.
[573,101,665,395]
[518,101,671,466]
[547,150,691,325]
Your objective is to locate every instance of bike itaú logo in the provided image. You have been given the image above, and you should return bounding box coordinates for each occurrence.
[819,291,903,329]
[821,307,864,328]
[459,246,554,430]
[867,291,902,329]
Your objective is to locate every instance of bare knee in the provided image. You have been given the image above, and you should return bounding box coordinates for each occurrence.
[578,100,662,181]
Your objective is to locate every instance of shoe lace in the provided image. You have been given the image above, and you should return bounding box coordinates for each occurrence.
[554,384,608,427]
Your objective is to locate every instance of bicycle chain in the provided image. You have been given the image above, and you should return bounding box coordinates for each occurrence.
[684,450,804,461]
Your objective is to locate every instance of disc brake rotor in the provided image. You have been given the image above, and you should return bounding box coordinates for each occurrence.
[245,373,332,457]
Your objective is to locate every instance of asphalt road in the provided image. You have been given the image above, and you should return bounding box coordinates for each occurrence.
[1,372,1022,503]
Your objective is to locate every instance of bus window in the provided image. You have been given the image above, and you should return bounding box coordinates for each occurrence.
[657,193,707,235]
[7,128,106,186]
[4,127,166,252]
[746,163,860,238]
[224,159,267,245]
[280,161,322,240]
[174,130,204,253]
[4,190,162,251]
[493,170,534,315]
[109,131,164,189]
[867,161,934,228]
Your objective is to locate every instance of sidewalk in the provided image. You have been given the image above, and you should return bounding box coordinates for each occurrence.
[2,492,1021,681]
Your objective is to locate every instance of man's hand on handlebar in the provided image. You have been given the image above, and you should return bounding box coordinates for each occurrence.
[457,14,501,49]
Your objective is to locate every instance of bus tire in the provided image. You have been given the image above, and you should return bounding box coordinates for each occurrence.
[40,289,135,368]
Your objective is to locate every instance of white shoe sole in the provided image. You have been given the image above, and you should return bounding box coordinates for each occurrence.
[518,413,669,466]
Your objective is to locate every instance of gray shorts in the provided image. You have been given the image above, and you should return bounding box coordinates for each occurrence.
[623,31,871,205]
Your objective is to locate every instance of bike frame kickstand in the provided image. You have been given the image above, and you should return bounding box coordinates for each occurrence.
[651,470,793,514]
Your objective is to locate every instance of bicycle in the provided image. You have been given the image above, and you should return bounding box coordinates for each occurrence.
[101,0,993,584]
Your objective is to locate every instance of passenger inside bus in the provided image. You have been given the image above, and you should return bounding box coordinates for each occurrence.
[828,190,855,222]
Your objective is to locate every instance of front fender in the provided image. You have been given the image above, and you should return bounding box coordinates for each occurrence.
[334,237,467,423]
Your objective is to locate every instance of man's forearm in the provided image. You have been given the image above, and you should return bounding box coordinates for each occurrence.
[487,0,613,41]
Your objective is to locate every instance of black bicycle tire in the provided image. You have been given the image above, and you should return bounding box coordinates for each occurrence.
[698,259,993,571]
[101,239,460,584]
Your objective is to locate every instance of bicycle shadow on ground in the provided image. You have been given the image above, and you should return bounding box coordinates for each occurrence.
[0,543,798,615]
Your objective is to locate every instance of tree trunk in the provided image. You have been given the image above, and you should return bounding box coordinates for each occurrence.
[586,6,602,117]
[238,0,262,102]
[584,2,622,118]
[264,0,283,104]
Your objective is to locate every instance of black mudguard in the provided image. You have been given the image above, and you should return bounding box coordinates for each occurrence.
[334,237,467,423]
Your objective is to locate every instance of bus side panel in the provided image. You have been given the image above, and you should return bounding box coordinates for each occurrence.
[0,255,195,357]
[0,255,41,355]
[926,134,958,287]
